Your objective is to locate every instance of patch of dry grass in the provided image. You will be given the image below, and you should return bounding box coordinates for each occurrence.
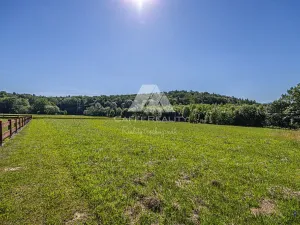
[250,199,277,216]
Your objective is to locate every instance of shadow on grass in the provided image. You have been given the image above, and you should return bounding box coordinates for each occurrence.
[32,116,109,120]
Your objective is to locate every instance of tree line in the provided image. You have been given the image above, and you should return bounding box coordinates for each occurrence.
[0,84,299,128]
[0,90,255,115]
[182,84,300,128]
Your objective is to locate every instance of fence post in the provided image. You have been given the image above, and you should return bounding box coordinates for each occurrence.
[15,119,18,133]
[0,121,3,146]
[8,120,12,137]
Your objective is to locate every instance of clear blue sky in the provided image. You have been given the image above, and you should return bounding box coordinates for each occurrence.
[1,0,300,102]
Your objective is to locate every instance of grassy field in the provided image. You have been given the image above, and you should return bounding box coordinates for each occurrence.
[0,118,8,135]
[0,116,299,224]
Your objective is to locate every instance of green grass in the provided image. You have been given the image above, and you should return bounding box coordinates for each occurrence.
[0,119,8,136]
[0,116,299,224]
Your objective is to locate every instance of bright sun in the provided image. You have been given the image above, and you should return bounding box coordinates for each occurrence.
[129,0,151,12]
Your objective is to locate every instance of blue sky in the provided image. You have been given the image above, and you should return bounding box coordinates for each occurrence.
[0,0,299,102]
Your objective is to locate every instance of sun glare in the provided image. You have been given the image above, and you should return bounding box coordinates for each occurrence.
[127,0,152,12]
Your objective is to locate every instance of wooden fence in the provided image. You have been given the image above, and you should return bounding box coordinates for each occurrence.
[0,115,32,146]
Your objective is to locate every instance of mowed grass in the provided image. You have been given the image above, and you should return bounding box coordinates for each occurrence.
[0,117,299,224]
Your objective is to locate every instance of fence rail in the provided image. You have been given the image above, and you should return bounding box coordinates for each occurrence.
[0,115,32,146]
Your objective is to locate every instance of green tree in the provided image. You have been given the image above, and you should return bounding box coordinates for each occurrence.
[12,98,30,114]
[116,107,122,116]
[109,109,115,117]
[182,106,191,118]
[281,83,300,128]
[44,105,60,115]
[31,98,50,114]
[0,97,16,113]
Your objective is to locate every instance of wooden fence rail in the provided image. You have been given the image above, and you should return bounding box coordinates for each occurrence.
[0,115,32,146]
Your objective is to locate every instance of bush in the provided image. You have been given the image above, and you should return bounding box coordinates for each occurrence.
[44,105,60,115]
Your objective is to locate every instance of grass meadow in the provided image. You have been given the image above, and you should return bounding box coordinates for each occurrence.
[0,116,299,224]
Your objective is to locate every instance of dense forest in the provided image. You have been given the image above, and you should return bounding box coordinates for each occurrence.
[0,84,299,128]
